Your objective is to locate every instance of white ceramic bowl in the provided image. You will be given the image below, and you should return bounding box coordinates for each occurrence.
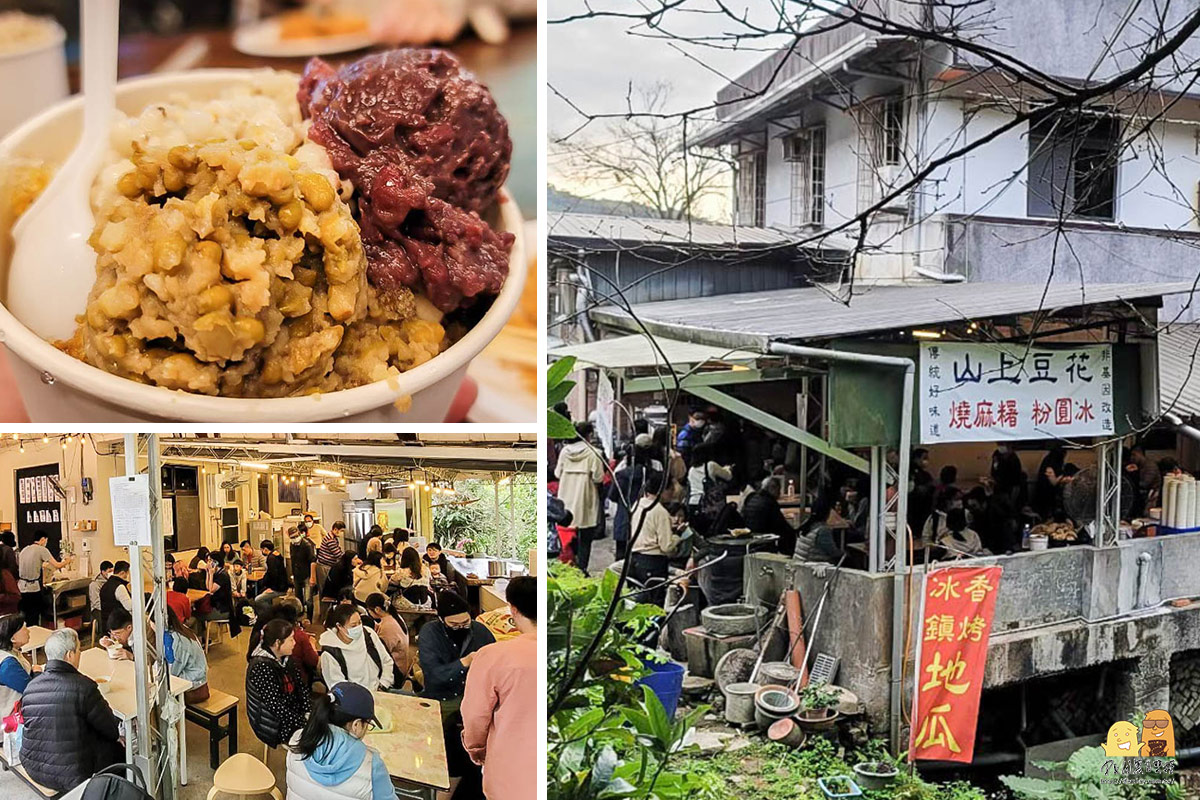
[0,69,526,422]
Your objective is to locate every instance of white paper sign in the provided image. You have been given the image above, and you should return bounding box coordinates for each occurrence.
[596,369,615,459]
[920,342,1114,443]
[110,474,152,547]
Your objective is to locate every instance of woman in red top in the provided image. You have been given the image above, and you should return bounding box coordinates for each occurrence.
[167,578,194,626]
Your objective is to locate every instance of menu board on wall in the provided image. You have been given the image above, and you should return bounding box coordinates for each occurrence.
[15,463,63,556]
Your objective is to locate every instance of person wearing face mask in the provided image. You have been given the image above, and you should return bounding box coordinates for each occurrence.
[419,590,495,702]
[319,603,394,692]
[364,593,409,684]
[286,682,392,800]
[289,526,318,616]
[247,618,311,750]
[87,560,114,617]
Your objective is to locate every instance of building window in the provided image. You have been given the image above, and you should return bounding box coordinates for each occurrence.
[1027,110,1119,221]
[787,126,826,226]
[737,151,766,226]
[856,94,905,212]
[883,96,903,166]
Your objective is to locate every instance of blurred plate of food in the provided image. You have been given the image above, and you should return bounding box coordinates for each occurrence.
[468,219,536,422]
[234,8,375,58]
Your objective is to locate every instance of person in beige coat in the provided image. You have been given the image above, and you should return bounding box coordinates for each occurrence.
[554,422,607,574]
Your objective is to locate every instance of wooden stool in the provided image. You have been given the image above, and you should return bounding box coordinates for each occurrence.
[205,753,281,800]
[204,618,233,652]
[186,688,239,769]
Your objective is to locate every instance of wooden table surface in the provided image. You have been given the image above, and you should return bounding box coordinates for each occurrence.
[76,26,536,213]
[186,589,209,602]
[364,691,449,790]
[19,625,53,654]
[78,647,192,718]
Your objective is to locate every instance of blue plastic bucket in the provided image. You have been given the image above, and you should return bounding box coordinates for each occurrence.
[638,660,686,718]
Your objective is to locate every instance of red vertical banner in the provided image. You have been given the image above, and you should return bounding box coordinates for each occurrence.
[908,565,1002,763]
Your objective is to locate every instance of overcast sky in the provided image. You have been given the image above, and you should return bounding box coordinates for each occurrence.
[547,1,792,150]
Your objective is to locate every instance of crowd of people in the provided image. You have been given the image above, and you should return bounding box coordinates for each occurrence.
[0,519,535,800]
[551,405,1192,610]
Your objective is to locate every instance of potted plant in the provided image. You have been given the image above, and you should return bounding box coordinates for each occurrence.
[796,684,841,731]
[852,743,899,790]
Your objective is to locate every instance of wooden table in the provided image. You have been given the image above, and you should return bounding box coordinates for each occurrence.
[19,625,53,663]
[364,691,449,799]
[78,648,193,784]
[186,589,209,603]
[84,26,536,214]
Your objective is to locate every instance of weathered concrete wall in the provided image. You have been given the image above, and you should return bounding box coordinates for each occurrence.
[942,216,1200,323]
[745,533,1200,728]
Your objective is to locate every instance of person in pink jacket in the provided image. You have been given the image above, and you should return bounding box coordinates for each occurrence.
[460,575,537,800]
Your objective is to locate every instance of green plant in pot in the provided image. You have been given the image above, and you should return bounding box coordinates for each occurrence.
[797,684,842,730]
[852,740,900,790]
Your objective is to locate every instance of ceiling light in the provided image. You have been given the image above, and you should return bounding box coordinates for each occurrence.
[239,461,270,471]
[313,467,341,478]
[41,436,48,443]
[407,482,416,491]
[911,330,941,340]
[339,478,346,485]
[300,479,306,486]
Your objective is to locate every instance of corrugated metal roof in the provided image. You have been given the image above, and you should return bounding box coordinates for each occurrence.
[591,281,1197,350]
[548,212,804,248]
[548,335,761,370]
[1160,323,1200,418]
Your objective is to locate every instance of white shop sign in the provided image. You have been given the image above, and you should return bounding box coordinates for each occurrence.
[919,342,1114,444]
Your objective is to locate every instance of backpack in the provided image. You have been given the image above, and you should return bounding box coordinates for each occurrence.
[323,633,383,685]
[82,764,153,800]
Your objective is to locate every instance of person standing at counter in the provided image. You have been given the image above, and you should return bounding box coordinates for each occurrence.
[18,532,71,627]
[98,560,132,627]
[461,576,536,800]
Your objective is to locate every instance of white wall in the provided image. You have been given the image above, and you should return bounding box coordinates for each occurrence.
[756,93,1200,246]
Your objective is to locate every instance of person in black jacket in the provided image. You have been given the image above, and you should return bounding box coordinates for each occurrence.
[419,591,495,702]
[320,552,360,614]
[199,552,241,639]
[742,477,798,556]
[246,618,310,749]
[20,628,122,792]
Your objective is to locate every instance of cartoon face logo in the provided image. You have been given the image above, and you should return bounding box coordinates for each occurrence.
[1102,721,1139,757]
[1140,710,1176,757]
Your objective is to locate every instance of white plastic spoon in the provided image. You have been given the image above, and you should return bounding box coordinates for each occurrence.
[7,0,120,341]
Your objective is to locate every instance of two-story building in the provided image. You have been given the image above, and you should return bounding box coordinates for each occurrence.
[695,0,1200,324]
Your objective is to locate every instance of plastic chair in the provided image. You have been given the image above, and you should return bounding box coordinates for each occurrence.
[206,753,282,800]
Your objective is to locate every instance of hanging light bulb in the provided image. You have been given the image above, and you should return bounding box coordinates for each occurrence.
[407,482,416,491]
[41,436,48,443]
[339,478,346,486]
[61,441,67,450]
[18,444,24,454]
[201,467,207,474]
[65,435,72,443]
[9,434,16,441]
[300,479,306,487]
